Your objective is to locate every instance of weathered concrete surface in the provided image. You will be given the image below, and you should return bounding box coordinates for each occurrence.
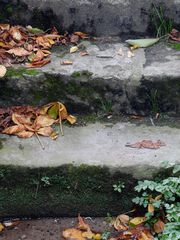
[6,0,180,36]
[0,122,180,179]
[1,41,180,115]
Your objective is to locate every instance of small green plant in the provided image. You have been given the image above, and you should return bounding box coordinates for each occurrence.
[151,4,173,37]
[147,89,160,116]
[113,181,125,193]
[99,99,113,114]
[101,231,111,240]
[41,176,51,186]
[132,164,180,240]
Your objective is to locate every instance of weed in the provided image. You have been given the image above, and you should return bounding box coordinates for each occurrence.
[99,99,113,114]
[133,164,180,240]
[151,4,173,37]
[147,89,160,116]
[168,43,180,51]
[113,181,125,193]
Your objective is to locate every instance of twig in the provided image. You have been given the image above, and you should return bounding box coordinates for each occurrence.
[59,110,64,136]
[150,117,155,126]
[35,133,45,150]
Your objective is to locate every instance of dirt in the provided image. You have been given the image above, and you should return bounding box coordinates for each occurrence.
[0,217,111,240]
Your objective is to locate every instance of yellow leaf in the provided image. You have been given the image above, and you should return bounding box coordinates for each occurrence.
[148,204,154,213]
[70,46,78,53]
[82,230,95,239]
[130,217,146,226]
[67,115,77,124]
[62,228,85,240]
[0,223,4,232]
[93,234,102,240]
[155,195,162,201]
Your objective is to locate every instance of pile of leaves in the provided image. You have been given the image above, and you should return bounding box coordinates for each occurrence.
[62,214,154,240]
[0,102,76,148]
[0,23,88,68]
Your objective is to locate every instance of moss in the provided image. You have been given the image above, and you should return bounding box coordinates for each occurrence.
[168,43,180,51]
[6,68,41,78]
[0,164,136,218]
[71,71,93,78]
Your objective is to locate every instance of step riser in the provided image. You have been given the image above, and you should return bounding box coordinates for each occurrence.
[1,73,179,115]
[1,0,179,36]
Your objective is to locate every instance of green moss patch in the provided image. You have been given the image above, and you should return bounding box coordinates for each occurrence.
[6,68,41,78]
[0,164,136,218]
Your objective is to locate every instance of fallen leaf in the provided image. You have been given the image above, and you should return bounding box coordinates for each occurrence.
[80,51,89,56]
[62,228,85,240]
[70,46,78,53]
[0,223,4,232]
[0,65,7,77]
[82,230,95,239]
[126,38,159,48]
[117,48,124,56]
[154,219,165,233]
[129,217,146,226]
[74,32,88,39]
[61,60,73,65]
[127,50,134,58]
[67,115,77,124]
[169,29,180,42]
[148,204,154,213]
[3,125,25,135]
[125,140,166,149]
[7,47,30,57]
[77,214,91,231]
[114,214,129,231]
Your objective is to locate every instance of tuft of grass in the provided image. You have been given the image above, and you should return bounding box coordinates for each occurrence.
[151,4,173,37]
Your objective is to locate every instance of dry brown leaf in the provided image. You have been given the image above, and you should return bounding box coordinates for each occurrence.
[74,32,88,39]
[7,47,30,57]
[12,113,32,126]
[126,140,166,149]
[15,130,34,138]
[114,214,129,231]
[61,60,73,65]
[82,230,95,239]
[77,214,91,231]
[154,219,165,233]
[34,115,55,128]
[0,24,10,30]
[10,27,22,41]
[37,126,54,136]
[62,228,85,240]
[26,58,51,68]
[3,125,25,135]
[80,51,89,56]
[0,65,7,77]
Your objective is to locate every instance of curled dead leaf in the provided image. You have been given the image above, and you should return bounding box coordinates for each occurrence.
[130,217,146,226]
[77,214,91,231]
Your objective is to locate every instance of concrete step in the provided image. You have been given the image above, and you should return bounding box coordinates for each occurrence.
[0,121,179,217]
[2,0,180,36]
[1,122,180,177]
[1,40,180,115]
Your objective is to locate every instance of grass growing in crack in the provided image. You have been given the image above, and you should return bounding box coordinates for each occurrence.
[99,99,113,115]
[151,4,173,37]
[147,89,160,116]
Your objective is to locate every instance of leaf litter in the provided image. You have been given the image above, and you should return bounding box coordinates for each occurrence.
[0,23,89,68]
[0,102,76,149]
